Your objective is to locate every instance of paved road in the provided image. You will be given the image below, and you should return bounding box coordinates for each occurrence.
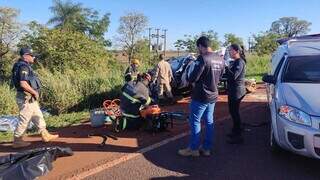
[86,104,320,180]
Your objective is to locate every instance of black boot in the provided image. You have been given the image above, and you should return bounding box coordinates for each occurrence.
[227,135,244,144]
[226,128,242,138]
[226,131,239,138]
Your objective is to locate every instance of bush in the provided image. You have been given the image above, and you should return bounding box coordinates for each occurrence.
[19,28,110,72]
[16,26,126,115]
[0,83,18,115]
[37,59,125,114]
[0,52,18,82]
[246,54,271,81]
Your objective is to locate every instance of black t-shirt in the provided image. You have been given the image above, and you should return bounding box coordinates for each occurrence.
[187,52,225,103]
[226,58,246,100]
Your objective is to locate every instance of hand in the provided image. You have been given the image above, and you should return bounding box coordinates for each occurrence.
[33,92,39,101]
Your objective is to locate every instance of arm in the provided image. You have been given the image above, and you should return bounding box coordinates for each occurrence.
[20,81,39,98]
[226,60,244,80]
[168,63,173,82]
[220,62,225,78]
[187,56,205,83]
[153,64,160,83]
[125,66,131,75]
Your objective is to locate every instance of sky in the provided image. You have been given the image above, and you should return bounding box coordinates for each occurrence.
[1,0,320,50]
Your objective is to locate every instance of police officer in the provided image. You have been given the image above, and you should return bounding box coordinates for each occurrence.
[11,47,59,148]
[225,44,247,144]
[124,59,140,81]
[120,73,152,130]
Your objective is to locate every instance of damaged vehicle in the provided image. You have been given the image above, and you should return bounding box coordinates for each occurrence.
[168,54,196,95]
[263,34,320,159]
[167,50,231,95]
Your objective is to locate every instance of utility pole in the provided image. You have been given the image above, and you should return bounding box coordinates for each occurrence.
[248,37,252,53]
[155,28,160,56]
[148,28,152,53]
[161,29,167,57]
[149,27,168,59]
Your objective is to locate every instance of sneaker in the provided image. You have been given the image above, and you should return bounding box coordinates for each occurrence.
[199,148,211,156]
[178,147,200,157]
[227,136,244,144]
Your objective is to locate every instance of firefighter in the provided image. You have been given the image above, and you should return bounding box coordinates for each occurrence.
[120,73,152,130]
[124,59,140,81]
[11,47,59,148]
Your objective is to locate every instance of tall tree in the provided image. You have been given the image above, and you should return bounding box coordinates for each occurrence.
[0,7,22,59]
[0,7,23,81]
[48,0,111,46]
[270,17,311,37]
[117,11,148,63]
[252,31,281,56]
[174,30,220,53]
[48,0,85,30]
[174,39,185,50]
[223,33,244,47]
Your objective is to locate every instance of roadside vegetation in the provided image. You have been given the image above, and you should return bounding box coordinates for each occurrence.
[246,54,270,82]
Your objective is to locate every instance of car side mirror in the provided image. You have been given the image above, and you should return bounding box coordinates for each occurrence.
[262,74,276,84]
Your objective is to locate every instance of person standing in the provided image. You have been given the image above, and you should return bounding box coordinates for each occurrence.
[125,59,140,81]
[11,47,59,148]
[178,36,225,157]
[225,44,246,144]
[153,54,173,102]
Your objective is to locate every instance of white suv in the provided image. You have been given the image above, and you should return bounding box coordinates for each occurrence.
[263,34,320,159]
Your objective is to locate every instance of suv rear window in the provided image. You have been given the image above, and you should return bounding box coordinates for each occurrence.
[283,55,320,83]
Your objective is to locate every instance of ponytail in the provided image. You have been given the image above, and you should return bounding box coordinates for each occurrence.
[230,44,246,63]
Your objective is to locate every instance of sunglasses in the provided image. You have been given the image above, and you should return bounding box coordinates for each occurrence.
[25,53,35,57]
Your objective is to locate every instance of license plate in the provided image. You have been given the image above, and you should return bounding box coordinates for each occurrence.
[314,136,320,148]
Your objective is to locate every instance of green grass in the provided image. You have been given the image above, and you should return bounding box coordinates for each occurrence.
[46,111,89,130]
[0,131,13,143]
[246,54,271,82]
[0,111,89,142]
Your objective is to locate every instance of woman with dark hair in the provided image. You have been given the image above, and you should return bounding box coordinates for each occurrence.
[225,44,246,144]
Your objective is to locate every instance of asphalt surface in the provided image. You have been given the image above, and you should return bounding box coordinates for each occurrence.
[86,104,320,180]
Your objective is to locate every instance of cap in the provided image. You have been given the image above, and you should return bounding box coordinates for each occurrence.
[20,47,34,56]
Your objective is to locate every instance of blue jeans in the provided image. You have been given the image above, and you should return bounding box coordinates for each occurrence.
[189,100,215,150]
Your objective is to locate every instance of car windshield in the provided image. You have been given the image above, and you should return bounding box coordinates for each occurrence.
[283,55,320,83]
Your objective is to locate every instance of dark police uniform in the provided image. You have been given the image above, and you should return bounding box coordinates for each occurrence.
[12,59,41,96]
[226,58,246,134]
[11,59,45,138]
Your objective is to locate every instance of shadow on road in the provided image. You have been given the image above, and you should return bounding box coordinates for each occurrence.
[143,104,320,180]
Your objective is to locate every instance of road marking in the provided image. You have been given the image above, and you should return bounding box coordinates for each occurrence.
[68,104,264,180]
